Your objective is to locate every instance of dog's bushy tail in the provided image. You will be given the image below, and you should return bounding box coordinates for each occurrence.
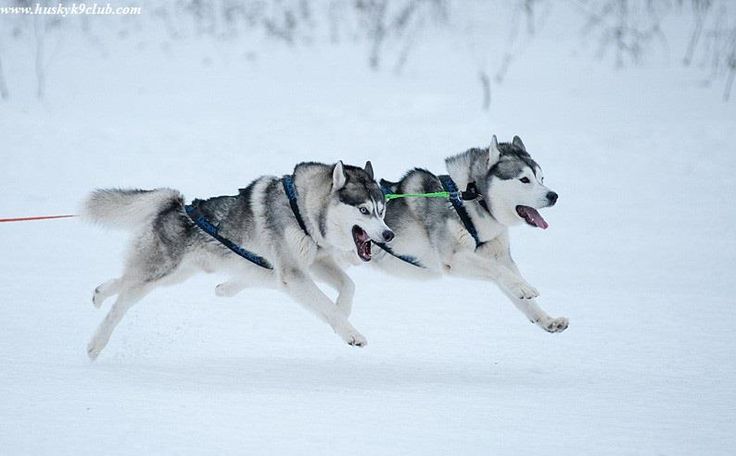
[81,188,184,230]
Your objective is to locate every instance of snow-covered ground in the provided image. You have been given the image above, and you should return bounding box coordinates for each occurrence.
[1,5,735,455]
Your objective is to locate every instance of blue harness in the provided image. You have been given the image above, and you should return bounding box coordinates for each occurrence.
[185,175,310,270]
[437,175,484,248]
[377,174,486,268]
[282,174,310,237]
[374,241,424,268]
[185,204,273,269]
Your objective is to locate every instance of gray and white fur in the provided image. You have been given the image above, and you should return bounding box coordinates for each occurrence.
[83,161,392,360]
[374,135,569,333]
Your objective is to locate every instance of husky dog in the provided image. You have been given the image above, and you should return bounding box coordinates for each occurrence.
[83,161,392,359]
[375,135,568,333]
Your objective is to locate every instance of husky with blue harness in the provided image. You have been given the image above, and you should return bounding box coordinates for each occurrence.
[374,135,569,333]
[83,161,392,360]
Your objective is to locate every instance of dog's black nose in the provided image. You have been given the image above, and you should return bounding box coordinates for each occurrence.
[547,192,558,205]
[382,230,395,242]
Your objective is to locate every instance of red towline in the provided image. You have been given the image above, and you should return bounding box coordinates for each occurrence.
[0,214,78,223]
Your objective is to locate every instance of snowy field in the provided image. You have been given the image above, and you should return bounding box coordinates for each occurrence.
[1,4,736,455]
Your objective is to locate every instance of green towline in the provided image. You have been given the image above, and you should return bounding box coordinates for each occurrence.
[384,191,451,201]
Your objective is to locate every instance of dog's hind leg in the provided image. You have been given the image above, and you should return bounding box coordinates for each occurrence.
[87,280,153,360]
[215,279,250,298]
[92,278,121,308]
[215,266,278,298]
[310,257,355,317]
[87,205,196,359]
[86,264,198,360]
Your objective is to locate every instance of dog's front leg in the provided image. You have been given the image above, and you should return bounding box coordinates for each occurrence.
[310,258,356,317]
[472,238,568,332]
[279,267,366,346]
[449,250,539,300]
[490,247,569,333]
[498,283,569,333]
[449,250,566,331]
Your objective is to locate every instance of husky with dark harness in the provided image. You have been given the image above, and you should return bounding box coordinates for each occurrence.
[83,161,392,359]
[374,135,569,333]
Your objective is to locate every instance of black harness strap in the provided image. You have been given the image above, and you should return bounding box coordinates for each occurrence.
[461,181,491,214]
[375,242,425,268]
[185,204,273,270]
[438,175,484,248]
[379,181,394,197]
[282,175,310,237]
[185,176,313,270]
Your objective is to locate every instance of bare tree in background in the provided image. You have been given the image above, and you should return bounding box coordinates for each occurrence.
[705,6,736,100]
[0,45,9,100]
[357,0,388,69]
[355,0,447,71]
[683,0,736,100]
[683,0,712,66]
[725,30,736,100]
[495,0,548,84]
[573,0,735,100]
[262,0,315,44]
[143,0,445,70]
[32,13,45,100]
[478,71,491,110]
[1,0,734,102]
[573,0,668,68]
[5,0,52,99]
[471,0,548,111]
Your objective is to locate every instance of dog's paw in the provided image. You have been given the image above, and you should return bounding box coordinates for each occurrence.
[539,316,569,333]
[214,282,232,297]
[508,280,539,300]
[346,332,368,347]
[337,326,367,347]
[92,288,103,308]
[215,281,244,298]
[86,339,103,361]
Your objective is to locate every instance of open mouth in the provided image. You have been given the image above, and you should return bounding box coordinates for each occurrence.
[516,206,549,229]
[352,225,372,262]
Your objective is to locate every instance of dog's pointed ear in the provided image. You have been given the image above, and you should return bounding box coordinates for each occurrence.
[512,135,526,151]
[488,135,501,168]
[333,161,347,190]
[364,160,374,179]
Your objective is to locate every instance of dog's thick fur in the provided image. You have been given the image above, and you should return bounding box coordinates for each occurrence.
[84,161,391,359]
[374,136,569,333]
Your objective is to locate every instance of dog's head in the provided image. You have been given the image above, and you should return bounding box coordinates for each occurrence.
[326,161,394,262]
[448,135,558,229]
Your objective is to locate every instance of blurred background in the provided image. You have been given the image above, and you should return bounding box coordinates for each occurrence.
[1,0,736,104]
[1,0,734,208]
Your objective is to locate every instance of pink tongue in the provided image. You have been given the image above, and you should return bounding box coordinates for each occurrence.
[525,207,549,229]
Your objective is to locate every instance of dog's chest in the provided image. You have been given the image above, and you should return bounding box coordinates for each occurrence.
[468,206,505,243]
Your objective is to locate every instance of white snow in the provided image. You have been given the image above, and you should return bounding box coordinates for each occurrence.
[1,5,735,455]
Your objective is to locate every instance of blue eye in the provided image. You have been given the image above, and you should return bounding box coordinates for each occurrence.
[519,177,530,184]
[360,207,369,215]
